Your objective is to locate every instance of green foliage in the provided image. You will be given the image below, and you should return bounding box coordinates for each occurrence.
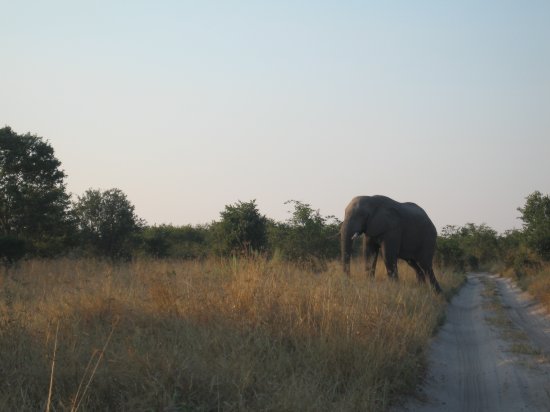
[518,191,550,260]
[437,223,499,271]
[459,223,499,267]
[211,200,267,256]
[140,224,208,259]
[268,200,340,267]
[499,229,523,257]
[499,229,535,277]
[0,126,72,256]
[498,191,550,278]
[506,245,540,279]
[0,235,27,263]
[436,232,465,270]
[73,188,144,259]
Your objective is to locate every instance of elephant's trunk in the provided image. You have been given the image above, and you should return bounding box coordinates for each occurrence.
[341,220,353,275]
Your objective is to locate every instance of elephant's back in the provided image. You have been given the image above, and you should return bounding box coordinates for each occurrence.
[350,195,401,209]
[401,202,437,237]
[345,195,395,214]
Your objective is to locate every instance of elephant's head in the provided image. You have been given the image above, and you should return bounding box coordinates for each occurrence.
[341,196,397,275]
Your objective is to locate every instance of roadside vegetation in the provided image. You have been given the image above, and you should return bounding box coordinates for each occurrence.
[0,258,462,411]
[499,192,550,309]
[434,192,550,313]
[1,126,549,410]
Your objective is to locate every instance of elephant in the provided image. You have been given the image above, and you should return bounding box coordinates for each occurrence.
[341,195,442,293]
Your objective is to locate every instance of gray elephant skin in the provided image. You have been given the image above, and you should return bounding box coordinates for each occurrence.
[341,195,442,293]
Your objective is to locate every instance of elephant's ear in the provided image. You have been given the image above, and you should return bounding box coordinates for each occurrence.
[365,207,399,237]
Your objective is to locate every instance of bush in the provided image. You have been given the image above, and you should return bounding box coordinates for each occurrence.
[73,188,144,259]
[436,223,500,271]
[518,191,550,261]
[436,234,466,270]
[0,235,27,263]
[210,200,268,256]
[268,201,340,269]
[140,225,208,259]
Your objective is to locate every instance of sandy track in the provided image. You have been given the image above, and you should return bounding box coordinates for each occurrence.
[397,273,550,412]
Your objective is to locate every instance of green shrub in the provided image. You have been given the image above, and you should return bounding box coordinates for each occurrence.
[210,200,268,256]
[518,191,550,261]
[0,235,26,263]
[268,201,340,268]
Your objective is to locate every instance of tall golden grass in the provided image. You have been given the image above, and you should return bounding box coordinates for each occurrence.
[0,258,462,411]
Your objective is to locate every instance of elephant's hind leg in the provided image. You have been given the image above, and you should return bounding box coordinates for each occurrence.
[407,260,426,283]
[418,263,442,293]
[426,267,442,293]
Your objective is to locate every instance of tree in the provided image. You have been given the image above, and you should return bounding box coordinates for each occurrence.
[518,191,550,260]
[268,200,340,266]
[0,126,72,256]
[73,188,144,258]
[211,200,267,255]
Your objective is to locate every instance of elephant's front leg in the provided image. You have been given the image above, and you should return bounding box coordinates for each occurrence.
[381,238,399,280]
[363,237,379,278]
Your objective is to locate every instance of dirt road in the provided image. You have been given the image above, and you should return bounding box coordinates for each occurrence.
[398,273,550,412]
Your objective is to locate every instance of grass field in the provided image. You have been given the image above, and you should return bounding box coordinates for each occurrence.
[0,258,463,411]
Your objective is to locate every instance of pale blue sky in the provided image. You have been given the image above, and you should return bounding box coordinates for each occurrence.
[2,1,549,232]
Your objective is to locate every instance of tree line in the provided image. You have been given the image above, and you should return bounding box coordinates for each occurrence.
[0,127,340,265]
[435,191,550,275]
[1,126,549,274]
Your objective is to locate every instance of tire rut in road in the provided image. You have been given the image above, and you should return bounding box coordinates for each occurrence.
[495,275,550,357]
[396,273,550,412]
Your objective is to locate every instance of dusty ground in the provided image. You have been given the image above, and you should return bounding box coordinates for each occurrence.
[397,273,550,412]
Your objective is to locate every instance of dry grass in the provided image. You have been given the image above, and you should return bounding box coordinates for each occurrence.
[0,258,462,411]
[501,263,550,311]
[519,265,550,310]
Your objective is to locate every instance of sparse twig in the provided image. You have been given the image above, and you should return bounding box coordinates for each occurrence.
[71,317,119,412]
[46,321,60,412]
[70,349,100,411]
